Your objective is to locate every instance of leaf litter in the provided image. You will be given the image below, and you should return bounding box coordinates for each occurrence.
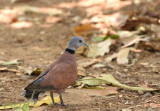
[75,74,157,91]
[87,38,112,58]
[0,96,60,110]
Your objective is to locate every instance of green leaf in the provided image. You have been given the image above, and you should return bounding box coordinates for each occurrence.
[92,36,104,42]
[104,35,119,40]
[93,35,119,42]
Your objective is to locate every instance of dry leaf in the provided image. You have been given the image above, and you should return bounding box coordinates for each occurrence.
[122,108,132,111]
[93,63,105,68]
[33,96,60,107]
[75,74,156,91]
[0,67,19,73]
[0,9,18,23]
[105,53,117,63]
[73,24,97,36]
[78,59,100,68]
[117,48,134,64]
[76,46,87,55]
[18,66,42,75]
[146,103,160,108]
[1,59,19,65]
[87,39,112,58]
[10,21,32,29]
[0,96,60,110]
[77,67,86,76]
[45,17,62,23]
[151,24,160,38]
[118,30,142,48]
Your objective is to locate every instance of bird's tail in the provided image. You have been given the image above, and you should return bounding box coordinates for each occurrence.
[22,90,43,104]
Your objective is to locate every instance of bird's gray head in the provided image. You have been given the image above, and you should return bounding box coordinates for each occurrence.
[68,37,88,51]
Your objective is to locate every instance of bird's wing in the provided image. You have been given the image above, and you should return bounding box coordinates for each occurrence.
[40,62,77,89]
[25,62,57,90]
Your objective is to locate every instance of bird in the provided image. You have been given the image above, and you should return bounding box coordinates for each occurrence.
[23,36,88,106]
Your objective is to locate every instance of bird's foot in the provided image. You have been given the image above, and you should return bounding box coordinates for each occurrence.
[51,103,58,106]
[61,103,67,107]
[51,103,67,107]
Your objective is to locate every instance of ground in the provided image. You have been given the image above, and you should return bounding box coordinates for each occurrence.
[0,0,160,111]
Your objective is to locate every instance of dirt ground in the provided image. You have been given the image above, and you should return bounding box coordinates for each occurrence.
[0,0,160,111]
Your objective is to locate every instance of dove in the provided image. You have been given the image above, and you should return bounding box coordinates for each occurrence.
[23,36,88,106]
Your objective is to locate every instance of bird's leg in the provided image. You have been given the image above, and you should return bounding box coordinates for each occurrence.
[59,93,66,106]
[50,91,55,106]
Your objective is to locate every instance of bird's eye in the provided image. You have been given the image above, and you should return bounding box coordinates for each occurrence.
[79,40,82,43]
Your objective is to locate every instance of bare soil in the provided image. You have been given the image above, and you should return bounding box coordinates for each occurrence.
[0,0,160,111]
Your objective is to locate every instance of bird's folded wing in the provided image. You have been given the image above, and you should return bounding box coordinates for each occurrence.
[25,62,57,90]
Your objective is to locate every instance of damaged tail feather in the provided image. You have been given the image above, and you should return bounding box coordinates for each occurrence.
[23,90,43,104]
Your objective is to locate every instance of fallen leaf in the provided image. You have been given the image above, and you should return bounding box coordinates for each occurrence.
[33,96,60,107]
[122,108,132,111]
[0,9,18,23]
[92,36,104,42]
[118,30,142,48]
[117,48,134,64]
[73,24,97,36]
[0,67,19,73]
[146,103,160,108]
[87,39,112,58]
[1,59,19,66]
[77,67,86,76]
[76,77,109,86]
[93,63,105,68]
[76,46,87,55]
[151,24,160,38]
[105,53,117,63]
[45,16,62,23]
[18,66,42,75]
[18,66,33,75]
[10,21,32,29]
[75,74,156,91]
[93,35,119,42]
[78,59,100,68]
[100,74,156,91]
[0,96,60,110]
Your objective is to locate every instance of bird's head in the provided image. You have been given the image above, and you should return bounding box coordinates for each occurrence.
[68,36,88,51]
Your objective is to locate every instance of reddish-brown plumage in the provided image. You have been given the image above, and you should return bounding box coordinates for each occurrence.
[40,51,77,93]
[23,36,88,105]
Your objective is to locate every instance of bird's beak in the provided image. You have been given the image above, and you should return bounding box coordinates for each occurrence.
[83,42,89,48]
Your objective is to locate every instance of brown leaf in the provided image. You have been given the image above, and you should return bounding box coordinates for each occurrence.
[73,24,97,36]
[78,59,100,68]
[105,53,117,63]
[77,67,86,76]
[0,67,19,73]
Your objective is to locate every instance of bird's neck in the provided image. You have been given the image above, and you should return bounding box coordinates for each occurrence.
[65,48,75,54]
